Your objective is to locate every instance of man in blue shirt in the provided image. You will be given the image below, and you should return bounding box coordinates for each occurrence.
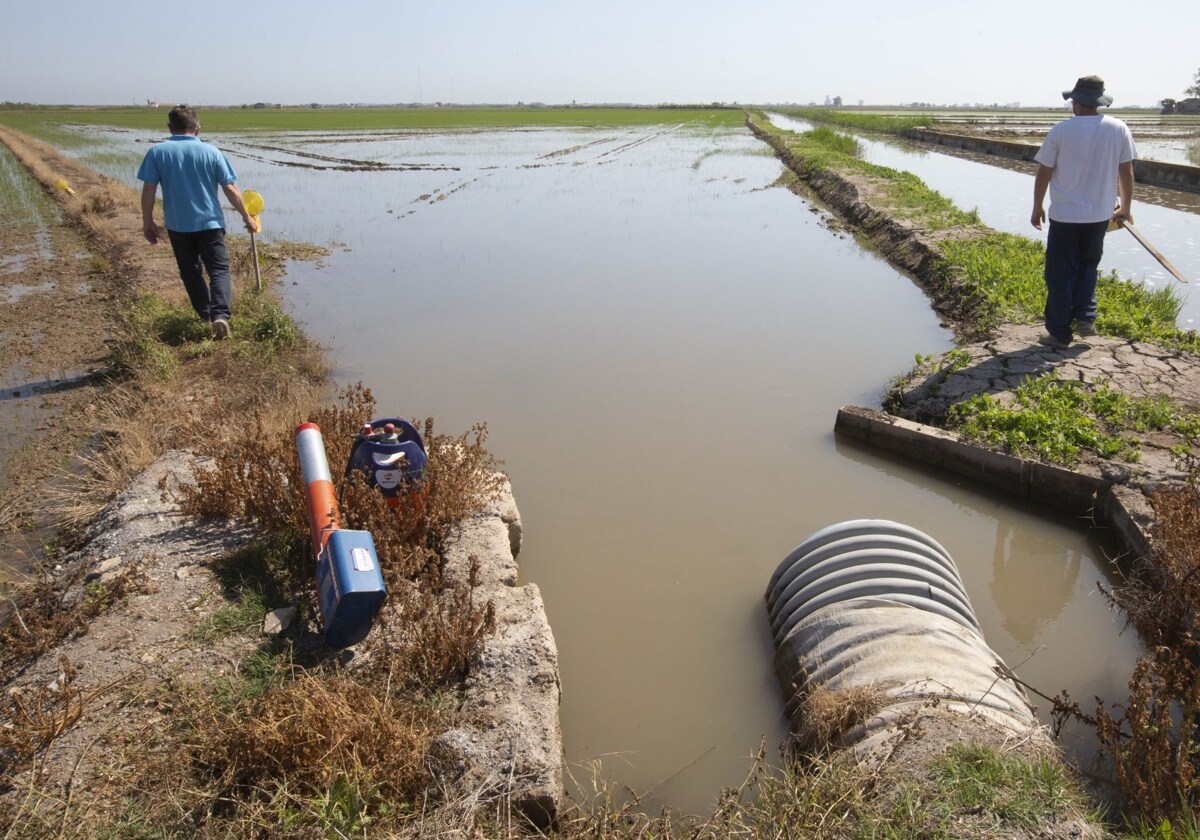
[137,105,259,339]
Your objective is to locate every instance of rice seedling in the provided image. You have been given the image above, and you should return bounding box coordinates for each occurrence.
[0,105,748,137]
[777,107,936,136]
[0,145,54,227]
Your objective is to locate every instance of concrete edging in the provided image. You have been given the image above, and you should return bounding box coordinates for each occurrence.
[906,127,1200,195]
[428,478,564,829]
[835,405,1157,565]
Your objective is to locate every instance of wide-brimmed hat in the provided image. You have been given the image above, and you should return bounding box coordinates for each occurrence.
[1062,75,1113,107]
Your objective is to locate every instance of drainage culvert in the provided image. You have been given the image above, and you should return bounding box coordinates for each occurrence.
[766,519,1040,754]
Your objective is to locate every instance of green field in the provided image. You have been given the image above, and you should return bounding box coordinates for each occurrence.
[0,106,747,134]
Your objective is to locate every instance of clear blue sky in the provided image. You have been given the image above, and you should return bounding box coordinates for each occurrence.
[2,0,1195,108]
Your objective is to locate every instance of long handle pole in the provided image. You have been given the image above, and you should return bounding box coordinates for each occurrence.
[251,231,262,293]
[1121,221,1188,284]
[296,422,341,560]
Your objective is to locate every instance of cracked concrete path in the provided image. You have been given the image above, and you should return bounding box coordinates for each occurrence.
[888,323,1200,484]
[895,323,1200,415]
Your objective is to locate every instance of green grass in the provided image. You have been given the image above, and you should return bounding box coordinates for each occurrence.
[1123,810,1200,839]
[190,586,270,643]
[0,143,55,226]
[751,111,1196,351]
[207,644,297,707]
[682,741,1096,839]
[107,294,184,380]
[777,107,936,135]
[806,124,861,156]
[929,744,1090,831]
[0,105,747,135]
[108,283,309,381]
[753,113,981,230]
[234,291,303,349]
[948,373,1200,465]
[941,234,1199,350]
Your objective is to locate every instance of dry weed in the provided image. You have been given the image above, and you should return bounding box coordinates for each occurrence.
[364,562,497,691]
[793,684,885,756]
[83,190,117,217]
[181,382,505,596]
[187,672,441,803]
[0,567,150,686]
[0,656,86,774]
[65,384,513,835]
[1085,482,1200,824]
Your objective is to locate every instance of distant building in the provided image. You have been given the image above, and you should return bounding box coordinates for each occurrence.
[1162,97,1200,115]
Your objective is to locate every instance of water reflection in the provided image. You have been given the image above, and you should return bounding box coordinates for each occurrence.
[831,432,1138,738]
[991,521,1082,647]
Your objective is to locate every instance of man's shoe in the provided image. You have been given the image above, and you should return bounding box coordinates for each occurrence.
[212,318,231,340]
[1038,332,1070,350]
[1076,320,1097,337]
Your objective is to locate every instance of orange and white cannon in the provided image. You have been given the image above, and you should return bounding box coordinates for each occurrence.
[296,422,386,648]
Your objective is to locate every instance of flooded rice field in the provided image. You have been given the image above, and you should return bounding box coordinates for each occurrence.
[928,110,1200,167]
[71,120,1152,813]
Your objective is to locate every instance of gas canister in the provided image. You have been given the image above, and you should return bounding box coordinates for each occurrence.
[344,417,427,506]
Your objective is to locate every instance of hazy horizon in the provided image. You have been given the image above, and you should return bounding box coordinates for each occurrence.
[2,0,1196,110]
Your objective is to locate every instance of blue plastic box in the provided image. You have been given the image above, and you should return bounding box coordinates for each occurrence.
[315,529,387,648]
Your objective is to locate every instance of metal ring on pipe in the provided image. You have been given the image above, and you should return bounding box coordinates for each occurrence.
[768,538,969,627]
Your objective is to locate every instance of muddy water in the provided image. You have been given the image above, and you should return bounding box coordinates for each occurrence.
[78,122,1139,814]
[0,144,61,585]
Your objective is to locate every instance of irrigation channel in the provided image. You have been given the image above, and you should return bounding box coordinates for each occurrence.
[62,115,1200,815]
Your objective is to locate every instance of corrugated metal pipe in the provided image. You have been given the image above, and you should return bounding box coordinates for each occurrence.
[766,519,1040,754]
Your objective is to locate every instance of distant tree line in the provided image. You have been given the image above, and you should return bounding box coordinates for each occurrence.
[1160,66,1200,113]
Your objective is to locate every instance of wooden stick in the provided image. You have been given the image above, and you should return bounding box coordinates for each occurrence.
[251,231,262,293]
[1120,220,1189,284]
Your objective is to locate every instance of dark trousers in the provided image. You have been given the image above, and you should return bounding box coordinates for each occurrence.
[167,228,232,323]
[1043,219,1107,342]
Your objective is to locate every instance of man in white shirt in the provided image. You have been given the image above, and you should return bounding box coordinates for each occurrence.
[1030,75,1135,349]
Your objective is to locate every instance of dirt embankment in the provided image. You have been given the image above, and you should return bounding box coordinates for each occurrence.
[0,126,324,823]
[0,127,564,835]
[0,127,186,551]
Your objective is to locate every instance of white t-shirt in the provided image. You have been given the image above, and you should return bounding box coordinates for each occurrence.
[1034,114,1136,224]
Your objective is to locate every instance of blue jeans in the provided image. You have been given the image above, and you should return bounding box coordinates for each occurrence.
[167,228,232,323]
[1043,219,1107,342]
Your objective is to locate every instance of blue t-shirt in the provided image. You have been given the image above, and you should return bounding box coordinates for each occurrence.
[136,135,237,233]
